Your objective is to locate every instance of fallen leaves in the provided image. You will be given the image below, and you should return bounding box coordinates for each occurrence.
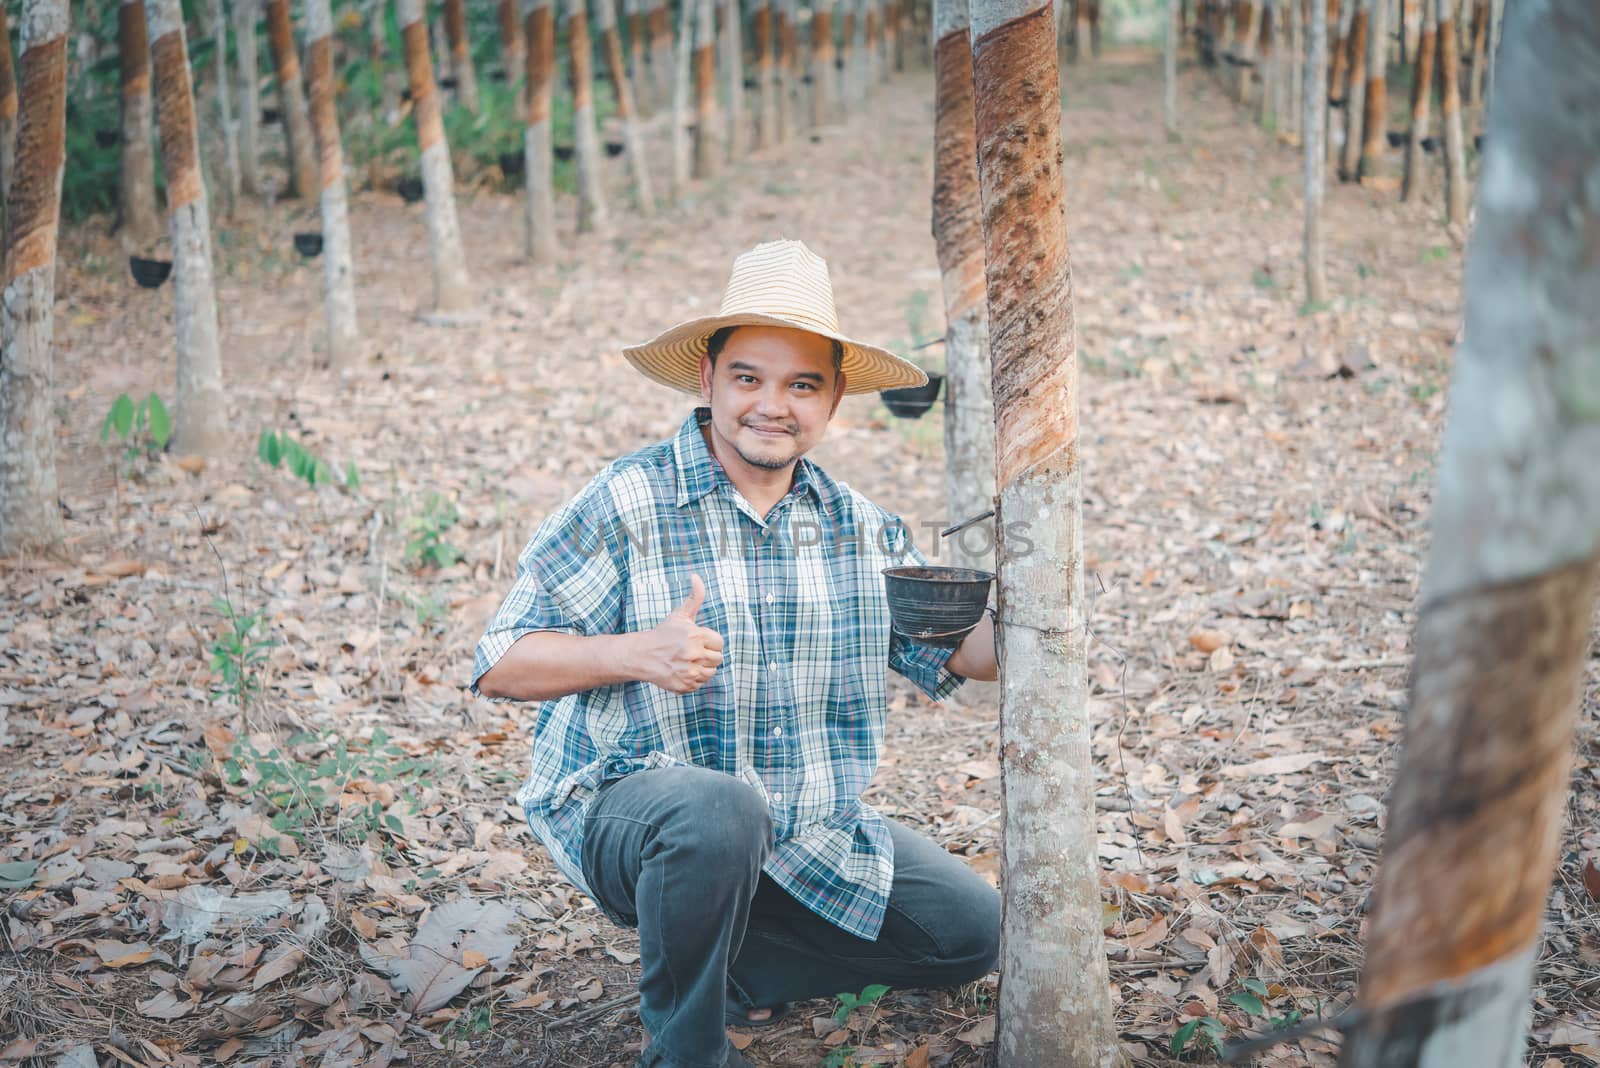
[379,899,519,1014]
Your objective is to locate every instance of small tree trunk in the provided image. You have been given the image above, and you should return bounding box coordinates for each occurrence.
[1257,0,1276,128]
[567,0,610,232]
[116,0,162,245]
[399,0,473,311]
[148,0,228,454]
[774,0,793,140]
[1339,8,1600,1064]
[1086,0,1100,55]
[1162,0,1177,135]
[754,0,774,146]
[1235,0,1259,101]
[1338,0,1366,180]
[1304,0,1327,305]
[1288,0,1302,139]
[1326,0,1347,104]
[443,0,480,112]
[523,0,558,260]
[864,0,879,85]
[648,0,675,111]
[625,0,651,115]
[233,0,260,195]
[885,0,901,72]
[669,0,693,196]
[721,0,745,158]
[810,0,835,124]
[1463,0,1484,105]
[1400,0,1433,200]
[692,0,720,176]
[500,0,528,118]
[595,0,655,214]
[1435,0,1466,224]
[1481,0,1499,110]
[212,0,240,218]
[0,0,68,557]
[1357,0,1386,178]
[0,4,16,247]
[933,0,994,573]
[970,0,1116,1060]
[264,0,318,198]
[839,0,856,104]
[305,0,359,368]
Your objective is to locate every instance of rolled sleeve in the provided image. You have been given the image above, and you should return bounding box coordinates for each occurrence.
[880,514,967,702]
[470,495,626,697]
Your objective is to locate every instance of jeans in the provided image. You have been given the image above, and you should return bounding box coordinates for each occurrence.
[579,766,1001,1068]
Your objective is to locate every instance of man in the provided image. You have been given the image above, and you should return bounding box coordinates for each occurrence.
[473,240,1000,1068]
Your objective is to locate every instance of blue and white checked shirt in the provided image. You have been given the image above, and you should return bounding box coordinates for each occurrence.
[472,407,965,940]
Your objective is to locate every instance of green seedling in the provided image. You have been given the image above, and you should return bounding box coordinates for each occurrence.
[406,491,462,571]
[832,983,890,1026]
[258,429,357,489]
[209,597,277,710]
[101,392,171,464]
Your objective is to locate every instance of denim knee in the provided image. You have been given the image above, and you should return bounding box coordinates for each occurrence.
[651,767,774,867]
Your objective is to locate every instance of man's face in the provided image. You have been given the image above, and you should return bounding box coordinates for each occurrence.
[699,326,847,474]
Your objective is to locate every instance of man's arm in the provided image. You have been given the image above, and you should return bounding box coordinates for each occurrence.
[944,611,997,682]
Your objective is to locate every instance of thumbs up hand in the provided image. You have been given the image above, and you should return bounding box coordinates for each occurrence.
[640,574,726,694]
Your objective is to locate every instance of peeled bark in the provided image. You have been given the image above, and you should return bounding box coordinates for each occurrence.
[264,0,317,199]
[500,0,527,117]
[810,0,835,124]
[754,0,775,146]
[648,0,675,110]
[624,0,651,114]
[1235,0,1259,101]
[117,0,161,245]
[443,0,480,112]
[232,0,260,196]
[692,0,720,177]
[885,0,901,72]
[1085,0,1100,55]
[0,0,68,557]
[1304,0,1327,305]
[1340,7,1600,1063]
[148,0,228,454]
[1400,0,1434,201]
[0,3,16,244]
[523,0,558,261]
[399,0,473,311]
[864,0,880,85]
[969,1,1115,1063]
[1435,0,1466,224]
[566,0,609,232]
[839,0,856,104]
[721,0,745,158]
[1163,0,1178,135]
[669,0,693,196]
[304,0,359,367]
[933,0,994,573]
[1338,0,1367,180]
[1358,0,1386,179]
[595,0,655,215]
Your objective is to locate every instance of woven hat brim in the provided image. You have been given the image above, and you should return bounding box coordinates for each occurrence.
[621,313,929,396]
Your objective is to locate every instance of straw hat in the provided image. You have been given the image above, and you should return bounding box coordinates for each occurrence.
[621,240,929,396]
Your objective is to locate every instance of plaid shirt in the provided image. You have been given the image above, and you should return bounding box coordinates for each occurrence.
[472,408,964,940]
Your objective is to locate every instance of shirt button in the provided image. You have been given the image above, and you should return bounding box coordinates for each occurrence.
[773,792,784,803]
[765,592,775,604]
[772,726,783,737]
[768,660,778,671]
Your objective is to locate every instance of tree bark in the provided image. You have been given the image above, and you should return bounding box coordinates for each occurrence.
[1304,0,1327,305]
[1340,7,1600,1064]
[648,0,675,112]
[212,0,240,218]
[810,0,835,124]
[0,0,68,557]
[669,0,693,196]
[304,0,359,368]
[1463,0,1483,106]
[595,0,655,214]
[754,0,774,146]
[1288,0,1302,139]
[721,0,745,158]
[264,0,317,199]
[625,0,651,115]
[1400,0,1433,200]
[500,0,528,117]
[148,0,228,454]
[692,0,720,176]
[1435,0,1466,223]
[116,0,161,245]
[1358,0,1386,178]
[969,1,1116,1063]
[839,0,856,105]
[1163,0,1178,135]
[443,0,480,112]
[1086,0,1100,55]
[932,0,994,574]
[1235,0,1259,102]
[523,0,558,260]
[399,0,473,311]
[0,3,16,247]
[232,0,259,196]
[1338,0,1366,180]
[567,0,610,232]
[774,0,794,140]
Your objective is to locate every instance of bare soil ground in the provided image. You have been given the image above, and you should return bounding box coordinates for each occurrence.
[4,46,1597,1068]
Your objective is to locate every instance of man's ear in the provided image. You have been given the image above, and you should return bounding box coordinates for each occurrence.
[699,353,714,402]
[829,368,847,418]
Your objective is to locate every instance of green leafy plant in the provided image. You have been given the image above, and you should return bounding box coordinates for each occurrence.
[101,392,171,463]
[258,429,358,489]
[1420,244,1451,264]
[405,491,462,570]
[209,597,278,710]
[832,983,890,1026]
[1171,1014,1227,1057]
[1250,267,1277,290]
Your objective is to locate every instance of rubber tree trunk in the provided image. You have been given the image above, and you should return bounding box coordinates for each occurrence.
[839,0,856,105]
[1288,0,1302,139]
[304,0,359,368]
[1340,7,1600,1063]
[774,0,794,141]
[211,0,240,218]
[500,0,528,118]
[864,0,879,85]
[116,0,161,245]
[1435,0,1466,223]
[0,0,68,558]
[399,0,473,311]
[1163,0,1178,135]
[810,0,835,124]
[523,0,558,261]
[969,0,1116,1062]
[754,0,774,146]
[1326,0,1347,110]
[648,0,674,110]
[1357,0,1386,178]
[1463,0,1484,106]
[565,0,608,233]
[1400,0,1434,201]
[1086,0,1100,55]
[443,0,480,111]
[884,0,900,72]
[148,0,228,454]
[1257,0,1276,128]
[721,0,745,158]
[692,0,720,176]
[1338,0,1367,179]
[1235,0,1259,101]
[0,4,16,247]
[932,0,994,574]
[624,0,650,115]
[595,0,655,214]
[1304,0,1327,305]
[232,0,260,195]
[669,0,693,196]
[264,0,317,198]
